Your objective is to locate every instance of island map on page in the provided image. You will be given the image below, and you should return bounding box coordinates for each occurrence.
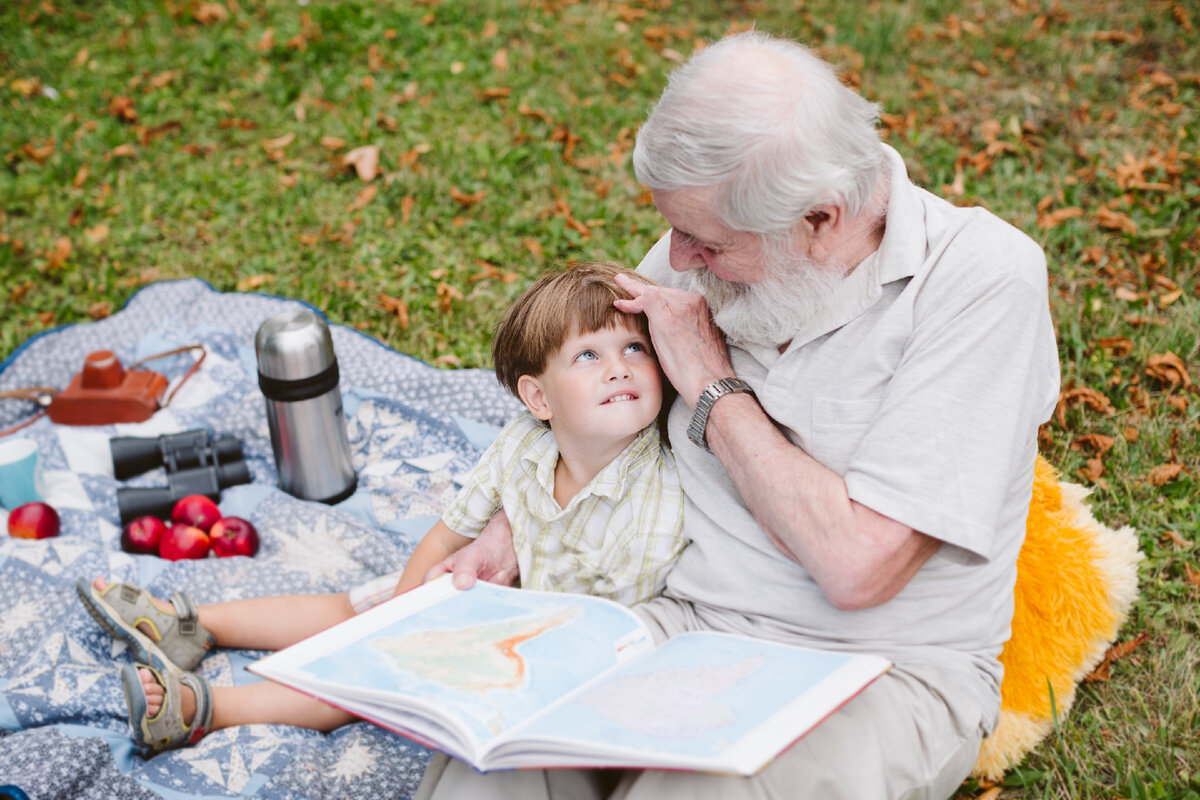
[299,587,650,743]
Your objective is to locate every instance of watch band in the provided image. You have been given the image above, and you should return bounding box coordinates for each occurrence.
[687,377,755,451]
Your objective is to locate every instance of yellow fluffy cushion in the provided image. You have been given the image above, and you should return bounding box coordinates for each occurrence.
[970,456,1143,780]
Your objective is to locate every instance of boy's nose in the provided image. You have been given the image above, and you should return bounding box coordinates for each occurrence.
[605,358,631,380]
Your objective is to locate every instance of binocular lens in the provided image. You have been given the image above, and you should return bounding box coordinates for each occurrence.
[110,430,243,480]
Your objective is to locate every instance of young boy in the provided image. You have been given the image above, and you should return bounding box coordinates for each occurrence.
[79,261,686,755]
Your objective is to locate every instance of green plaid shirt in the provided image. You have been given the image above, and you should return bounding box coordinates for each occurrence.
[442,411,686,606]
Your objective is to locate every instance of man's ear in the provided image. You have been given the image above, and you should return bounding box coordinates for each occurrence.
[804,204,842,260]
[517,374,553,421]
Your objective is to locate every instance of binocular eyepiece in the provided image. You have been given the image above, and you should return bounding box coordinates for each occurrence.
[110,429,243,480]
[111,429,251,526]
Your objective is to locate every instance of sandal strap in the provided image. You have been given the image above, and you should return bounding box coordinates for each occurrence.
[168,591,200,635]
[176,671,214,745]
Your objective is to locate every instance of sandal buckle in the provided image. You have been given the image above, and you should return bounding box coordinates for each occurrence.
[179,621,196,636]
[121,585,139,603]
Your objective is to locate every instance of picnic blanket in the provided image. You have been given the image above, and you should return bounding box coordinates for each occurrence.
[0,278,522,799]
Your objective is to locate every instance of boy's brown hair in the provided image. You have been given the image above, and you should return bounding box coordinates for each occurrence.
[492,262,654,396]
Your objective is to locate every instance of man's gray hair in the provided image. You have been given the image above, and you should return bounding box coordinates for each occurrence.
[633,31,883,237]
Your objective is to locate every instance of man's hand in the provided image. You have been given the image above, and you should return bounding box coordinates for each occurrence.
[612,272,733,405]
[422,510,519,590]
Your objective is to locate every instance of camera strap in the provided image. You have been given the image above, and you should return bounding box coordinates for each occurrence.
[0,344,207,438]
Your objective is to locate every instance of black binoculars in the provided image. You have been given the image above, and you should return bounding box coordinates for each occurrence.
[111,429,251,525]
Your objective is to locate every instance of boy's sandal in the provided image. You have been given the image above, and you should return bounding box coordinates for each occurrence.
[77,577,215,673]
[121,663,213,755]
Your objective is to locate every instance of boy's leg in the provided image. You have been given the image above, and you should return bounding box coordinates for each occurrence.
[198,592,358,651]
[135,667,356,734]
[90,577,357,652]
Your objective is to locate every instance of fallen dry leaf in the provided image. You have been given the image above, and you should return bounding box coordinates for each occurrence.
[262,132,296,152]
[1094,336,1134,357]
[46,236,72,269]
[1037,206,1083,229]
[194,2,228,24]
[343,145,380,181]
[87,302,112,320]
[320,136,346,151]
[449,187,486,207]
[401,195,415,223]
[236,274,274,291]
[1095,207,1137,235]
[348,185,377,212]
[491,48,509,72]
[256,27,275,51]
[378,293,410,329]
[1146,463,1184,486]
[481,19,499,37]
[1071,433,1116,455]
[84,224,109,244]
[1085,632,1150,683]
[105,144,138,161]
[1187,564,1200,597]
[72,164,89,188]
[1055,385,1116,426]
[106,96,138,123]
[1145,351,1192,388]
[435,282,463,314]
[1160,530,1193,549]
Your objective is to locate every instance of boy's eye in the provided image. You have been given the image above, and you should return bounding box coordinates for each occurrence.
[574,350,597,362]
[624,342,647,355]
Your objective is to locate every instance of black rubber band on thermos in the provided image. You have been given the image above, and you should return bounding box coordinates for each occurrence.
[257,362,340,403]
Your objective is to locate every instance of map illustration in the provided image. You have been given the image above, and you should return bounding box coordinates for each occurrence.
[299,584,649,746]
[512,632,858,762]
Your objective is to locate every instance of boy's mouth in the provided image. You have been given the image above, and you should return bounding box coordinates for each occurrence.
[602,392,638,405]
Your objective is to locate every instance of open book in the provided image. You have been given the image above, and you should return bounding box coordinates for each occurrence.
[250,576,890,776]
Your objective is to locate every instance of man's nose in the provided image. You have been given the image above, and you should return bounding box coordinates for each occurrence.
[669,239,704,272]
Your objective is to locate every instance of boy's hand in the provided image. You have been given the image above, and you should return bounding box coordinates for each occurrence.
[423,510,519,590]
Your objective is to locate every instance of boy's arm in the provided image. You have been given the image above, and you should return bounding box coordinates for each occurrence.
[394,520,474,595]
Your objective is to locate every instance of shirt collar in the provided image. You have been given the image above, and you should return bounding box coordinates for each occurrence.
[522,422,661,504]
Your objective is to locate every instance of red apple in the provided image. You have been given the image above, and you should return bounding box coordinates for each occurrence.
[121,515,167,555]
[159,523,210,561]
[209,516,259,558]
[7,501,61,539]
[171,494,222,532]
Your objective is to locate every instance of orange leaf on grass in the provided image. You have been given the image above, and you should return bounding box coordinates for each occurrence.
[46,237,72,269]
[237,275,274,291]
[492,48,509,72]
[401,195,415,224]
[321,136,346,151]
[1055,385,1115,426]
[1095,207,1137,235]
[1085,632,1150,683]
[378,294,410,329]
[1160,530,1193,549]
[344,145,380,181]
[105,144,138,161]
[1070,434,1116,455]
[194,2,229,24]
[450,187,486,207]
[84,224,109,244]
[1146,463,1184,486]
[1037,206,1083,229]
[1094,336,1133,357]
[348,185,377,212]
[1145,352,1192,389]
[436,282,463,314]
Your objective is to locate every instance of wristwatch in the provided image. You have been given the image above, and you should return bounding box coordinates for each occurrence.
[687,377,756,451]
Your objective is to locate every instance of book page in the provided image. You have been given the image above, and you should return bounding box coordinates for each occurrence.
[251,578,653,758]
[491,631,890,774]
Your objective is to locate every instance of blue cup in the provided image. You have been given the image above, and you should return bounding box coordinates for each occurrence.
[0,438,44,509]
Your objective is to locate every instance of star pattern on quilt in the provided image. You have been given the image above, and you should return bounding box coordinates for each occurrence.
[174,725,292,794]
[6,632,110,708]
[325,730,380,782]
[273,515,369,583]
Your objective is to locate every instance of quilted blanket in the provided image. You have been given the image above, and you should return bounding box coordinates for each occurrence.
[0,279,522,799]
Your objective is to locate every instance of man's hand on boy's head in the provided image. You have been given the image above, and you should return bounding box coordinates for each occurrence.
[612,272,734,406]
[423,510,520,590]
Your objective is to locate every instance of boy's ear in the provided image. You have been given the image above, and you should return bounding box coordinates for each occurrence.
[517,375,553,421]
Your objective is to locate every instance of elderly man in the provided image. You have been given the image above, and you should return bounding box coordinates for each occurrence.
[417,30,1060,800]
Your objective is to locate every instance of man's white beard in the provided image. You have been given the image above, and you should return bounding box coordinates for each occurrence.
[689,251,848,348]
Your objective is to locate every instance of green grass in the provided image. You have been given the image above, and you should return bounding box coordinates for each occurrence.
[2,1,1197,796]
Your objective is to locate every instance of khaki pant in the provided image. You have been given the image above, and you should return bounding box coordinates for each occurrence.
[415,596,985,800]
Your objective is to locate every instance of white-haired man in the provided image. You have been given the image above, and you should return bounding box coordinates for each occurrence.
[417,31,1060,800]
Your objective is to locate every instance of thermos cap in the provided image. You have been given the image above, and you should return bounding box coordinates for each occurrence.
[255,310,337,381]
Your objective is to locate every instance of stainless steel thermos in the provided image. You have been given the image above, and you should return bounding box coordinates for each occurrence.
[255,310,356,503]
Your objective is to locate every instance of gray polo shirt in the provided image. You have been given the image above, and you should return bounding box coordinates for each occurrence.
[637,144,1060,730]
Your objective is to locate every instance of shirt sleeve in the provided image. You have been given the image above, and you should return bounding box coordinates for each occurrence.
[439,417,519,539]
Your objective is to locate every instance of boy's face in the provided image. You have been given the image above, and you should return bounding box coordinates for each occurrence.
[519,319,662,448]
